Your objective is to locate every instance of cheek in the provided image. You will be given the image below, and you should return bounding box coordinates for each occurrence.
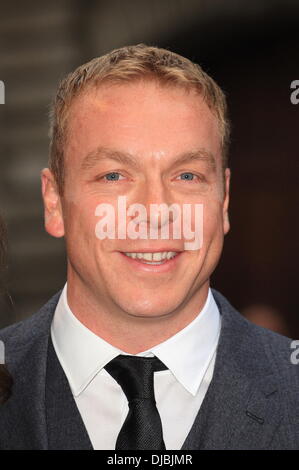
[64,202,121,261]
[202,201,224,242]
[63,199,100,247]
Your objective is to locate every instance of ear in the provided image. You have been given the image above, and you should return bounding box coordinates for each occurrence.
[41,168,65,238]
[223,168,231,235]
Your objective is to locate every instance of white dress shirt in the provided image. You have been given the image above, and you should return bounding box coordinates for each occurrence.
[51,284,221,450]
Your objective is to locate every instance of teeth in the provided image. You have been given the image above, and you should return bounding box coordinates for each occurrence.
[153,252,165,261]
[124,251,177,262]
[143,253,154,261]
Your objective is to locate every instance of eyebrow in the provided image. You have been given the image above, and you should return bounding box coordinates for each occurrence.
[170,149,216,171]
[81,147,141,171]
[81,146,216,172]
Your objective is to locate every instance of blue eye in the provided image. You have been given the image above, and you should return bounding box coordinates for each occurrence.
[105,172,122,181]
[180,172,195,181]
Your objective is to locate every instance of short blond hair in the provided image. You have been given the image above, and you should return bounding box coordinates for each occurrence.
[49,44,230,193]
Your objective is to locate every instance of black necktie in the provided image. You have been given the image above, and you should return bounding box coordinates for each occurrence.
[104,354,167,450]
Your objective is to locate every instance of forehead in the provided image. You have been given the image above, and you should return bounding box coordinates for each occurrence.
[65,81,221,167]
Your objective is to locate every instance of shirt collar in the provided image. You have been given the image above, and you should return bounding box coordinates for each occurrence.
[147,289,221,395]
[51,284,221,397]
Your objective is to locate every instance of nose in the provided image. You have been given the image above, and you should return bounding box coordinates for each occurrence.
[129,176,179,231]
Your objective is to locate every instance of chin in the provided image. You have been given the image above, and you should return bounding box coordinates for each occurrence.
[117,296,184,319]
[124,309,175,320]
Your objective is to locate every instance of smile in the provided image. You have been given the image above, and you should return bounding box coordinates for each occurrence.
[123,251,178,265]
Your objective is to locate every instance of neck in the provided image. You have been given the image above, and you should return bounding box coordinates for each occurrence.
[66,274,210,354]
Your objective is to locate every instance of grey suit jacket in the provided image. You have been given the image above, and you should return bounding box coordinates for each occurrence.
[0,288,298,450]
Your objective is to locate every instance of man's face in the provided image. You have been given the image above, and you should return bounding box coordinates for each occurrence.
[43,81,230,319]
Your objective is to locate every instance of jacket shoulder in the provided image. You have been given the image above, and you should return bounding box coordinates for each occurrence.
[212,288,298,373]
[0,291,61,355]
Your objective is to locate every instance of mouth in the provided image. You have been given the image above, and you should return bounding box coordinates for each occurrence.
[118,250,183,272]
[123,251,178,264]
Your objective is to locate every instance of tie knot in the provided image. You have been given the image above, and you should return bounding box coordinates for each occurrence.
[104,355,167,402]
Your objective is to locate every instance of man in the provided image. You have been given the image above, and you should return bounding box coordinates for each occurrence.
[0,44,298,450]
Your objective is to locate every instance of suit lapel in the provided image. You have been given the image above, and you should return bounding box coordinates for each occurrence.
[181,290,282,450]
[46,336,93,450]
[0,291,93,450]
